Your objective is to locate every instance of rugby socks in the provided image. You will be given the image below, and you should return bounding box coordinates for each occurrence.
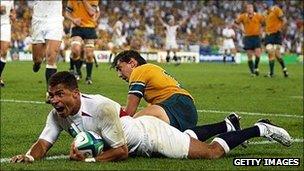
[0,60,6,77]
[254,57,260,69]
[45,65,57,87]
[212,126,260,153]
[269,60,275,75]
[191,121,227,141]
[248,60,254,74]
[277,58,286,69]
[75,59,82,77]
[86,62,93,79]
[69,58,75,71]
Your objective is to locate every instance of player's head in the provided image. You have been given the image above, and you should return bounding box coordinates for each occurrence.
[111,50,147,82]
[246,3,254,14]
[48,71,80,118]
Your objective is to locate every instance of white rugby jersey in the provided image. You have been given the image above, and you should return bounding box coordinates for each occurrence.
[32,0,62,21]
[0,0,14,25]
[165,25,179,43]
[222,28,235,39]
[39,93,126,148]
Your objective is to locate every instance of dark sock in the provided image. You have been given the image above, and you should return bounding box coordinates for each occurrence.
[231,56,235,62]
[0,61,6,77]
[191,121,227,141]
[248,60,254,73]
[86,62,93,79]
[217,126,260,151]
[45,68,57,88]
[269,60,275,75]
[70,58,75,71]
[254,57,260,69]
[223,56,226,63]
[277,58,286,69]
[75,60,82,76]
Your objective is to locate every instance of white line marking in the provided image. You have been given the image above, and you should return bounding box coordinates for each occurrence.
[1,99,45,104]
[198,109,303,118]
[0,155,69,164]
[1,139,302,163]
[1,99,303,118]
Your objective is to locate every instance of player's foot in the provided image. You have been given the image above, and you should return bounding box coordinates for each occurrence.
[255,119,292,147]
[45,92,50,104]
[0,79,5,87]
[33,63,41,73]
[225,112,241,132]
[75,75,80,81]
[283,68,289,78]
[225,112,248,148]
[254,69,259,76]
[85,77,93,85]
[264,73,274,78]
[250,73,256,77]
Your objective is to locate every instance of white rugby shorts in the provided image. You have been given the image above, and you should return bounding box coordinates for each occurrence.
[31,18,63,44]
[223,39,235,50]
[139,116,190,159]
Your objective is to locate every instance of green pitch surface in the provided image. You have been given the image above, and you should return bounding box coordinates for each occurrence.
[1,61,303,170]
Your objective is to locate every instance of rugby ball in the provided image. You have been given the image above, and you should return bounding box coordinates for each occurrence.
[74,131,104,158]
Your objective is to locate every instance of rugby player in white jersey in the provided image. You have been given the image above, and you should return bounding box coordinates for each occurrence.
[157,13,189,64]
[222,24,236,63]
[0,0,15,87]
[10,71,128,163]
[120,115,292,159]
[31,1,64,102]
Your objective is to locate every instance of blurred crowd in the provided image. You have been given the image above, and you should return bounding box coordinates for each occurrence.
[9,0,304,57]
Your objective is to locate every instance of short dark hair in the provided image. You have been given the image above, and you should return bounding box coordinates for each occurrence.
[111,50,147,69]
[49,71,78,90]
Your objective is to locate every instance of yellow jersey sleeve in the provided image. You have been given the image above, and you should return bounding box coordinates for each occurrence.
[129,64,192,104]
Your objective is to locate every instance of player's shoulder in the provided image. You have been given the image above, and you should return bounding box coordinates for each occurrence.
[80,93,121,115]
[134,63,162,72]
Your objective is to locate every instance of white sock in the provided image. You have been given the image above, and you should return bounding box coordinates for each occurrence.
[255,124,268,136]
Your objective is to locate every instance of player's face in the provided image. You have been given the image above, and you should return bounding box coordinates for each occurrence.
[48,84,80,118]
[246,4,254,14]
[115,60,133,82]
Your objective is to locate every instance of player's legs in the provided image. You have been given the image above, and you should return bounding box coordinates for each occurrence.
[134,105,170,124]
[230,48,236,63]
[188,119,292,159]
[45,39,61,89]
[253,47,262,76]
[71,36,83,80]
[0,41,10,87]
[265,44,276,77]
[246,50,255,75]
[189,113,241,142]
[32,43,46,72]
[275,45,288,77]
[84,39,95,84]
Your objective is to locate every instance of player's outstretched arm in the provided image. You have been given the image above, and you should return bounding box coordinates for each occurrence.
[125,94,141,116]
[10,139,52,163]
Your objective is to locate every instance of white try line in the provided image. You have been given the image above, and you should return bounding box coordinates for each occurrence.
[1,99,303,118]
[1,139,303,163]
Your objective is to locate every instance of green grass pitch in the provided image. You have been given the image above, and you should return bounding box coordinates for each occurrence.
[0,61,303,170]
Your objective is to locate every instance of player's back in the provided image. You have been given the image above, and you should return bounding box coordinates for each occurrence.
[129,63,192,104]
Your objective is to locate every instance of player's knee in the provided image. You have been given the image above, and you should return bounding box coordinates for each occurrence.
[205,144,224,159]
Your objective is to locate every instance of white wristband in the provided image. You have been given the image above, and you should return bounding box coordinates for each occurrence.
[84,158,96,163]
[25,154,35,162]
